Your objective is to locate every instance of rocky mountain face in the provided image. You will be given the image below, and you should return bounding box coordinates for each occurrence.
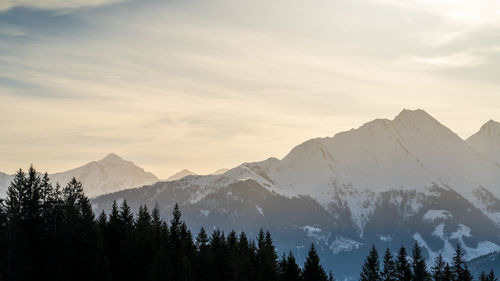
[0,153,159,197]
[90,110,500,279]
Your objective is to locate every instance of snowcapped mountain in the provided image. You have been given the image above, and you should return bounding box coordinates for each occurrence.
[167,169,197,181]
[0,153,159,197]
[166,168,229,181]
[211,168,229,175]
[90,110,500,279]
[467,119,500,165]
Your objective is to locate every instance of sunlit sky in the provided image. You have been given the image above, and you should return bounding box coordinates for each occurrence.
[1,0,500,178]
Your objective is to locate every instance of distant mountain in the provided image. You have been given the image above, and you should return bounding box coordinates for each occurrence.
[468,251,500,279]
[0,172,12,195]
[467,119,500,165]
[166,168,229,181]
[167,169,197,181]
[0,153,159,197]
[92,109,500,280]
[211,168,228,175]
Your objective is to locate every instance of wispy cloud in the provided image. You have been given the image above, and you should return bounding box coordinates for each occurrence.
[399,47,500,68]
[0,0,128,12]
[370,0,500,46]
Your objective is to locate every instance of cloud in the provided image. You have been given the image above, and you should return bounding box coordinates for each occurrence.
[0,0,128,12]
[399,47,500,68]
[369,0,500,46]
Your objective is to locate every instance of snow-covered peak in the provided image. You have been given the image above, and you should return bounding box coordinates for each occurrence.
[467,119,500,164]
[393,109,459,140]
[167,169,197,181]
[469,119,500,143]
[395,108,434,122]
[49,154,159,197]
[100,153,125,164]
[260,109,500,205]
[0,154,160,198]
[211,168,229,175]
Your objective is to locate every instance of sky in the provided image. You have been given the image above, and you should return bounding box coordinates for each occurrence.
[0,0,500,178]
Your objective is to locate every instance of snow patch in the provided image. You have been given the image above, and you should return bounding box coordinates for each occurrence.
[414,223,500,264]
[330,236,362,254]
[450,224,471,239]
[423,210,452,223]
[302,225,330,245]
[256,205,264,216]
[379,234,394,242]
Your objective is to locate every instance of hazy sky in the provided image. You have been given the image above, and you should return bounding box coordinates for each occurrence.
[1,0,500,178]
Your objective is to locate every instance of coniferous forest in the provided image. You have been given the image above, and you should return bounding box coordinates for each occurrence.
[0,167,497,281]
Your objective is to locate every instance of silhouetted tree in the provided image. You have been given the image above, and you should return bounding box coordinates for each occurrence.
[453,244,472,281]
[278,251,301,281]
[303,244,328,281]
[381,248,396,281]
[396,246,413,281]
[479,270,497,281]
[359,245,380,281]
[412,243,430,281]
[431,254,446,281]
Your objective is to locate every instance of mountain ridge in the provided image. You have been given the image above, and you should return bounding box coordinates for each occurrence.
[0,153,159,197]
[92,109,500,279]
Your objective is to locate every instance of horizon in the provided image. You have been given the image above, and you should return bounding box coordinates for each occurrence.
[1,0,500,178]
[0,108,498,178]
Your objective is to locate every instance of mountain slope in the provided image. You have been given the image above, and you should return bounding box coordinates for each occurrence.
[0,172,12,195]
[167,169,196,181]
[468,251,500,279]
[0,153,159,197]
[211,168,229,175]
[467,120,500,165]
[91,109,500,279]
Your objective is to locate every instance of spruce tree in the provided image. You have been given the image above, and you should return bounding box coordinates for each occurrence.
[442,263,453,281]
[359,245,381,281]
[256,229,278,281]
[236,232,255,281]
[134,205,153,281]
[412,243,429,281]
[279,251,301,281]
[195,227,214,281]
[210,229,228,281]
[381,248,396,281]
[431,254,445,281]
[150,204,170,281]
[4,169,25,281]
[396,246,413,281]
[303,244,328,281]
[453,244,472,281]
[461,264,473,281]
[488,270,497,281]
[479,270,497,281]
[328,270,335,281]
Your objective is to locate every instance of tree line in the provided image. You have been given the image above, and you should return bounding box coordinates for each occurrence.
[359,243,496,281]
[0,166,497,281]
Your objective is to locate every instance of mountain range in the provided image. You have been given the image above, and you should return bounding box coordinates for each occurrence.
[91,109,500,279]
